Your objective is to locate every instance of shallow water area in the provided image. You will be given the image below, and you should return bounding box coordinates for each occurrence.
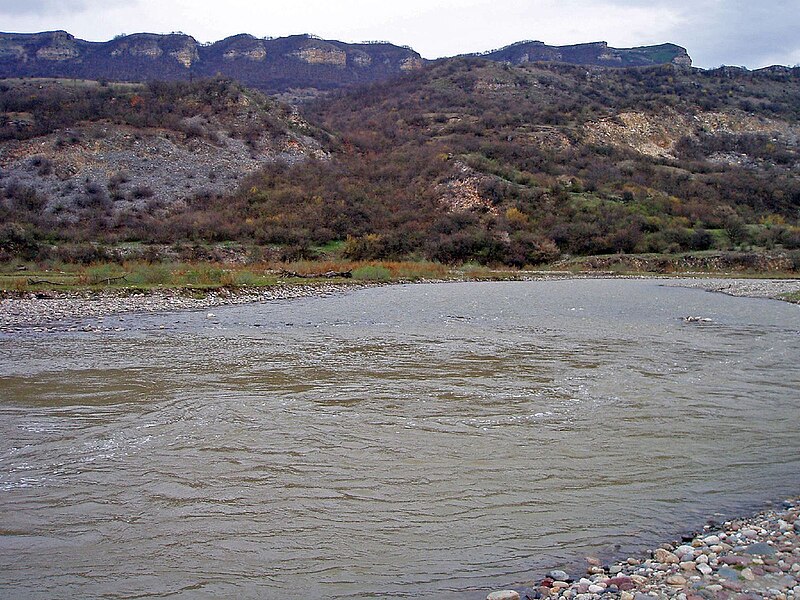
[1,279,799,599]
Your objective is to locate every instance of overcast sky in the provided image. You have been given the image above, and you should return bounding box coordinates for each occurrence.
[1,0,798,69]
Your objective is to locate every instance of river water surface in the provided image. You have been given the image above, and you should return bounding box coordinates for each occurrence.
[1,279,799,599]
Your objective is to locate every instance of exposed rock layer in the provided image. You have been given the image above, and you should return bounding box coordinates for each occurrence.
[0,31,424,92]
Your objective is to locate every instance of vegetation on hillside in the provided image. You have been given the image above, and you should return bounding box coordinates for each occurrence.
[170,60,800,265]
[2,60,800,268]
[0,77,290,143]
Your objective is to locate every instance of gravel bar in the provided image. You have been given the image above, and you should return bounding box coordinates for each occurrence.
[0,283,375,333]
[667,278,800,302]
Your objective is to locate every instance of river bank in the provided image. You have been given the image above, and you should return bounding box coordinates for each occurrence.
[1,275,799,333]
[0,282,376,333]
[491,497,800,600]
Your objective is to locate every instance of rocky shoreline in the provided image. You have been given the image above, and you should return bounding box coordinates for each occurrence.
[667,278,800,302]
[1,276,799,333]
[489,497,800,600]
[0,282,374,333]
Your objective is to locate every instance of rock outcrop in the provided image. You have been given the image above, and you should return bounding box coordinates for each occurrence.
[0,31,424,93]
[0,32,698,93]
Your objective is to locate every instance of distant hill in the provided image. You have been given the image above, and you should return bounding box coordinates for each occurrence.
[472,41,692,68]
[0,31,696,94]
[0,31,424,94]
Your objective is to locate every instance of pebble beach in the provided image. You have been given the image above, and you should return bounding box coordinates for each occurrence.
[490,497,800,600]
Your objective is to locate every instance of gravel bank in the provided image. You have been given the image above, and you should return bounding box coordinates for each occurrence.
[667,278,800,302]
[0,283,373,333]
[490,498,800,600]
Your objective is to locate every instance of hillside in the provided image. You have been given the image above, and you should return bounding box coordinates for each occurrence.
[0,31,423,94]
[2,58,799,266]
[472,41,692,69]
[224,59,800,264]
[0,77,324,260]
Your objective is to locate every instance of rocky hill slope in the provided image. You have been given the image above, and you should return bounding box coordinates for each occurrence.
[0,78,324,254]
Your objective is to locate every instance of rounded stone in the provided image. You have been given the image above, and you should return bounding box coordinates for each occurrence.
[655,548,679,564]
[666,574,687,586]
[745,542,777,556]
[697,563,713,576]
[547,570,569,582]
[487,591,520,600]
[588,566,605,575]
[741,528,759,539]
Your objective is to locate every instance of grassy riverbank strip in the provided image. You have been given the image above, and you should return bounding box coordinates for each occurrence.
[489,497,800,600]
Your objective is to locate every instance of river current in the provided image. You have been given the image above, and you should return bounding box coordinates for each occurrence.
[1,279,799,599]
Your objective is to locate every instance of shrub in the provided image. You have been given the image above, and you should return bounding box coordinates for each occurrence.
[0,223,40,260]
[231,270,261,286]
[689,228,715,251]
[352,265,392,281]
[84,263,125,285]
[131,185,155,199]
[185,264,224,285]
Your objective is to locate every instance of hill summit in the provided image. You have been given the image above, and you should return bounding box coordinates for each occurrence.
[0,30,423,93]
[472,40,692,68]
[0,31,691,93]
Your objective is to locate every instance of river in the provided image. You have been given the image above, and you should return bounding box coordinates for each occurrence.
[1,279,799,599]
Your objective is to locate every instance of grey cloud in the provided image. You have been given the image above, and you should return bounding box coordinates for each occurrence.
[0,0,128,17]
[0,0,89,15]
[683,1,800,67]
[599,0,800,67]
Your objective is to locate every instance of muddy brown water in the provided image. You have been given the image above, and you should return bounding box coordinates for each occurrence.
[1,279,799,599]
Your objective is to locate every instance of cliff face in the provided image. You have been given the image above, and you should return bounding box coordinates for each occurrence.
[0,31,424,93]
[0,32,698,94]
[476,41,692,68]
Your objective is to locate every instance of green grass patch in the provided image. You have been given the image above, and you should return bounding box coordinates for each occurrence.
[83,263,126,285]
[783,291,800,304]
[313,240,347,255]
